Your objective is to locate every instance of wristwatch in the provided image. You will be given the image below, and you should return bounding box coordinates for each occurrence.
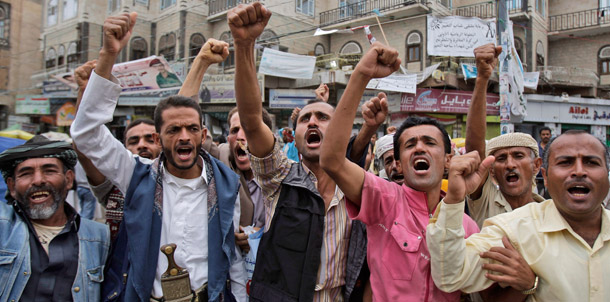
[521,275,539,295]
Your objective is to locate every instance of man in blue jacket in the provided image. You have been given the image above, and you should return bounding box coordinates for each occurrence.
[0,135,110,301]
[71,12,246,302]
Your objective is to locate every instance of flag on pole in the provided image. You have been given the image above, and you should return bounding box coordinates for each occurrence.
[364,25,377,44]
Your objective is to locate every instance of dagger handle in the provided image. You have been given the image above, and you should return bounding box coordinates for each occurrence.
[160,243,185,276]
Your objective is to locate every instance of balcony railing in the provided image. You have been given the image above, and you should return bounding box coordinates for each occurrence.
[537,66,599,87]
[549,6,610,32]
[319,0,424,27]
[208,0,257,16]
[453,0,526,19]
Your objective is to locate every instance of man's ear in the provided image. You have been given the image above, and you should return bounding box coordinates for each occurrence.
[153,132,161,145]
[396,158,403,174]
[65,169,75,191]
[533,157,542,175]
[541,167,548,188]
[6,177,17,199]
[444,153,453,170]
[201,126,208,144]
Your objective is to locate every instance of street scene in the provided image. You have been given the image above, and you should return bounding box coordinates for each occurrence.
[1,0,610,301]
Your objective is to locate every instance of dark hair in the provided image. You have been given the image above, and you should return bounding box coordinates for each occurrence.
[292,98,334,129]
[154,95,203,133]
[392,116,451,160]
[227,107,273,131]
[542,130,610,172]
[213,135,227,144]
[149,58,162,67]
[539,126,552,135]
[123,118,155,141]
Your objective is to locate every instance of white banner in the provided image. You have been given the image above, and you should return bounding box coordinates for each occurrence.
[259,48,317,79]
[427,15,496,57]
[366,74,417,94]
[523,72,540,89]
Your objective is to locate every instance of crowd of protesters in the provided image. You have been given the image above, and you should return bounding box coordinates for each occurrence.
[1,2,609,302]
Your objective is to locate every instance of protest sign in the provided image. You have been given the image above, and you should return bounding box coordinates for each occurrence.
[366,74,417,94]
[112,56,182,94]
[523,72,540,89]
[259,48,316,79]
[16,95,50,115]
[201,73,264,103]
[461,63,478,80]
[427,15,496,57]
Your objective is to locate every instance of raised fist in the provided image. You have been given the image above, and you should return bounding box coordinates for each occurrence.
[474,43,502,80]
[74,60,97,92]
[362,92,388,128]
[102,12,137,55]
[198,38,230,65]
[314,83,329,102]
[228,2,272,45]
[354,42,401,80]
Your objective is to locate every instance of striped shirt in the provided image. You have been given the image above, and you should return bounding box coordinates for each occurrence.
[250,141,351,302]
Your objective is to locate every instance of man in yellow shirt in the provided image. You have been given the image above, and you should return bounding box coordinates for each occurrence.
[428,130,610,302]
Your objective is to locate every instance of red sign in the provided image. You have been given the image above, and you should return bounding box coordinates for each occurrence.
[400,89,500,115]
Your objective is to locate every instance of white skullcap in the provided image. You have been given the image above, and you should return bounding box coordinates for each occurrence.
[486,133,539,157]
[376,134,394,159]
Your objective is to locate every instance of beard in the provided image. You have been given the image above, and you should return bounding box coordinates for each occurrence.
[16,184,64,220]
[162,141,202,171]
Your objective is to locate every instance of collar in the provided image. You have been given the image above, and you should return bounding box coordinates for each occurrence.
[538,200,610,239]
[162,155,208,188]
[401,184,431,213]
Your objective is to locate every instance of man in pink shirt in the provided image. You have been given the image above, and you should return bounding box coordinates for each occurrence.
[320,42,479,301]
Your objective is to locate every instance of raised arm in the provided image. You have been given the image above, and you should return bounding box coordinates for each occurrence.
[178,38,229,99]
[229,3,274,158]
[320,42,400,205]
[70,13,138,194]
[465,43,502,198]
[349,95,387,167]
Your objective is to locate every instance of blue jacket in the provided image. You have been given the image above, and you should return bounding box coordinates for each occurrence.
[0,201,110,302]
[102,154,240,302]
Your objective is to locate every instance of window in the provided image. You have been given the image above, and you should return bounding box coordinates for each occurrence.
[0,4,9,47]
[406,32,422,63]
[536,41,544,67]
[130,37,147,60]
[108,0,120,12]
[161,0,176,10]
[67,42,79,66]
[135,0,149,5]
[62,0,77,20]
[536,0,545,16]
[57,44,65,66]
[296,0,314,17]
[257,30,279,59]
[600,46,610,75]
[189,34,205,64]
[601,0,610,8]
[220,32,234,69]
[46,48,57,68]
[514,37,523,61]
[47,0,58,26]
[314,43,325,56]
[340,41,362,54]
[158,33,176,61]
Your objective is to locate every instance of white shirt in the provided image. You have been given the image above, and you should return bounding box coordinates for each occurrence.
[71,71,247,301]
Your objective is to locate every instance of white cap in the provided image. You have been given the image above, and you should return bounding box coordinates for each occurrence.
[375,134,394,159]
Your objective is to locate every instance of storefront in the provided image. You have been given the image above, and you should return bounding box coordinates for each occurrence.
[524,94,610,145]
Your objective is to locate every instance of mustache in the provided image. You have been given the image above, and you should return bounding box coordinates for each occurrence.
[565,177,593,188]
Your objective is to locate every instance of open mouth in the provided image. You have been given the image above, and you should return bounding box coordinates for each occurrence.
[413,159,430,171]
[305,129,322,146]
[29,190,51,203]
[176,145,193,161]
[235,141,248,160]
[390,172,404,184]
[506,172,520,183]
[567,185,591,196]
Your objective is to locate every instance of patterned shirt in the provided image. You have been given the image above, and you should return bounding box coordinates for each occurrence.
[250,140,351,302]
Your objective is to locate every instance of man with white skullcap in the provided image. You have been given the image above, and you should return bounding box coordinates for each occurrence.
[463,43,543,301]
[375,133,404,185]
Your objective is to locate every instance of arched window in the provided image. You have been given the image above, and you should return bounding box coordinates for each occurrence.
[62,0,78,20]
[257,30,279,59]
[406,31,422,62]
[0,5,9,47]
[600,46,610,75]
[536,41,544,67]
[514,37,524,61]
[340,41,362,54]
[57,44,65,66]
[46,48,57,68]
[189,34,205,64]
[220,32,234,69]
[130,37,148,60]
[47,0,58,26]
[67,41,78,65]
[314,43,325,56]
[158,33,176,61]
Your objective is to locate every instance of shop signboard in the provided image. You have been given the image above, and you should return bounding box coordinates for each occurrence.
[269,89,316,109]
[56,102,76,126]
[16,95,50,115]
[526,100,610,126]
[200,74,264,104]
[400,89,499,115]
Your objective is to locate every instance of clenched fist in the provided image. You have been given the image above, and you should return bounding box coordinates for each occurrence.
[354,42,401,80]
[228,2,272,46]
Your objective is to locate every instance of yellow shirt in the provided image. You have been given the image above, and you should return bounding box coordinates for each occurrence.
[467,175,545,229]
[427,199,610,302]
